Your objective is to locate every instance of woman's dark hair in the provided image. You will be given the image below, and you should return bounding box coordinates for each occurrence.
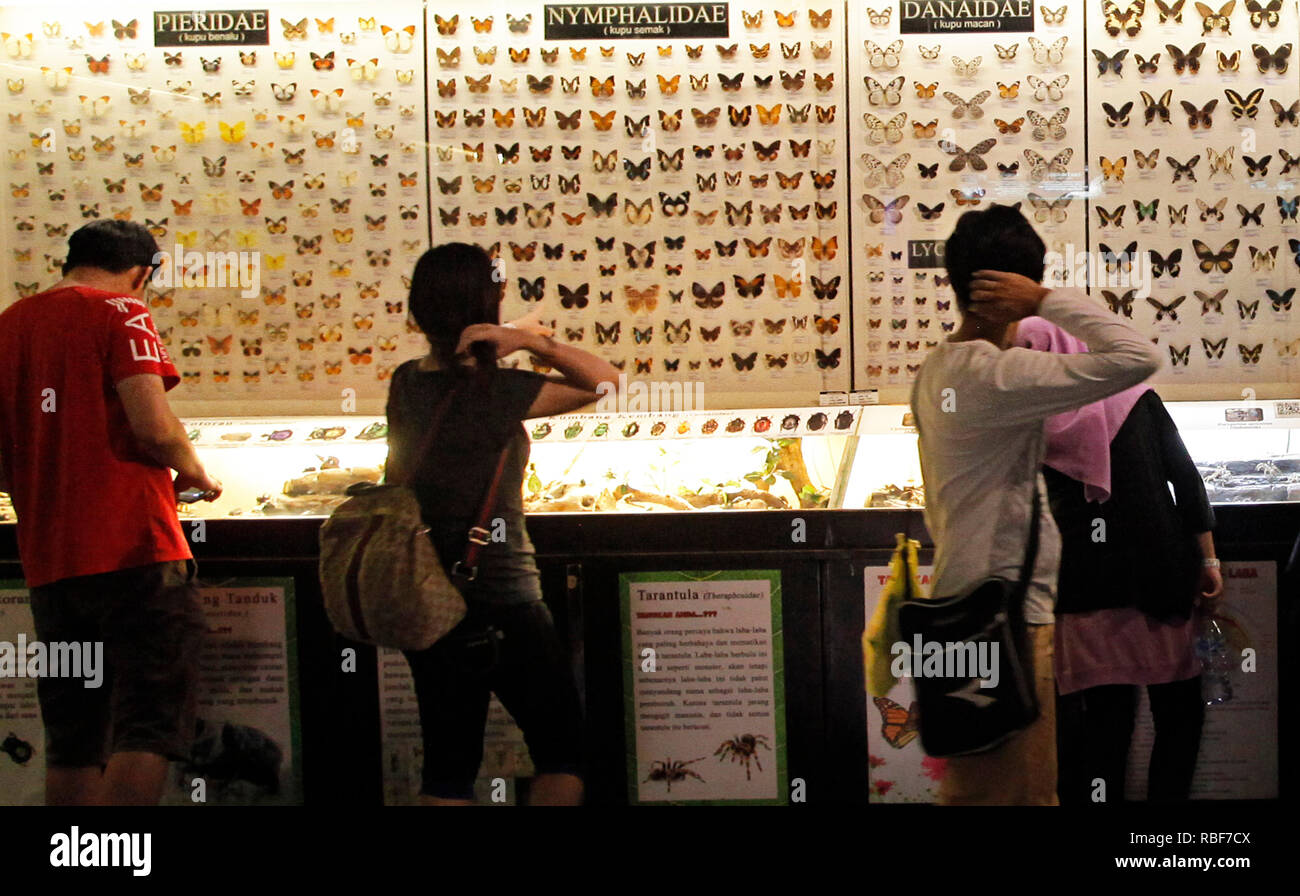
[944,204,1046,313]
[63,220,160,275]
[407,242,502,368]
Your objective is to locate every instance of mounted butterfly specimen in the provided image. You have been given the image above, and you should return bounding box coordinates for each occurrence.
[1194,1,1234,34]
[1252,43,1292,74]
[1093,49,1129,76]
[1245,0,1281,27]
[1102,0,1147,37]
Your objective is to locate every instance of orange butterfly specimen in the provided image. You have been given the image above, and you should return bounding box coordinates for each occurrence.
[171,199,194,215]
[239,198,262,215]
[915,81,938,99]
[812,236,838,259]
[207,334,234,355]
[85,55,110,74]
[589,110,615,131]
[872,695,919,749]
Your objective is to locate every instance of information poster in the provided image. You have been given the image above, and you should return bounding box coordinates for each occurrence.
[862,565,947,803]
[621,570,786,805]
[0,587,44,806]
[377,649,533,806]
[1126,562,1279,801]
[0,577,300,806]
[864,560,1280,802]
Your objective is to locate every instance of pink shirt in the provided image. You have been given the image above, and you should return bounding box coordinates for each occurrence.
[1055,608,1201,695]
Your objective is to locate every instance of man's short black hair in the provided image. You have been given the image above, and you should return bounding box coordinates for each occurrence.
[944,204,1046,313]
[63,220,160,276]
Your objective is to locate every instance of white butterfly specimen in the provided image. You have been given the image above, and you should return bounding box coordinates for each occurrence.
[42,66,72,90]
[1027,107,1070,141]
[1027,74,1070,102]
[863,111,907,144]
[951,55,982,78]
[944,90,991,119]
[861,152,911,188]
[1028,35,1068,65]
[917,44,941,60]
[1041,5,1068,25]
[1023,148,1074,182]
[78,95,111,118]
[1027,191,1073,223]
[865,39,902,69]
[865,76,904,106]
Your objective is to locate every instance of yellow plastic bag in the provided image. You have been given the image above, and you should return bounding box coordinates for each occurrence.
[863,533,923,697]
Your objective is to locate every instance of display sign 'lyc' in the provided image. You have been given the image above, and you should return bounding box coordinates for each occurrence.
[909,240,946,269]
[901,0,1036,34]
[154,10,270,46]
[544,3,730,40]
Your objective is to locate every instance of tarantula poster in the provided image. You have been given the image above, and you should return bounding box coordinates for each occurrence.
[644,756,706,792]
[714,734,771,780]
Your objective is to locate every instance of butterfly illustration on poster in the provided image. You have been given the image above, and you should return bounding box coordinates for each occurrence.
[0,3,429,403]
[848,2,1089,387]
[425,3,851,400]
[1087,0,1300,383]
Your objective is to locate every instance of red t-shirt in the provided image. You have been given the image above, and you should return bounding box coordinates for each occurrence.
[0,285,191,587]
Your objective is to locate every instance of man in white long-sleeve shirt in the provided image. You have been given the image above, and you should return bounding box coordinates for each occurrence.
[910,206,1162,805]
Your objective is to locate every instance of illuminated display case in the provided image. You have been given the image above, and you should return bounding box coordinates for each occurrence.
[523,405,861,512]
[4,400,1300,522]
[175,417,390,519]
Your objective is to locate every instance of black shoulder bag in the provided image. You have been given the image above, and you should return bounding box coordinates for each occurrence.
[897,487,1042,757]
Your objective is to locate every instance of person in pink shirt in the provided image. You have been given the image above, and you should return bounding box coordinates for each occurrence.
[1014,317,1224,803]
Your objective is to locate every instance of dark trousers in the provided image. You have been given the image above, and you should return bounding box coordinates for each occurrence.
[1057,676,1204,804]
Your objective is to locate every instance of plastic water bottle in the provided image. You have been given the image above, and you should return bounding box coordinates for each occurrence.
[1195,616,1233,705]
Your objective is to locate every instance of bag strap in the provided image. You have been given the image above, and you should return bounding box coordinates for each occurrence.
[1015,483,1042,594]
[452,445,511,582]
[396,362,512,582]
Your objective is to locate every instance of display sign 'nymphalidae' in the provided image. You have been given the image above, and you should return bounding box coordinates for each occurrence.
[544,3,730,40]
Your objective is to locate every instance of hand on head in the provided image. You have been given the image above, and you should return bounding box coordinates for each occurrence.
[967,270,1048,325]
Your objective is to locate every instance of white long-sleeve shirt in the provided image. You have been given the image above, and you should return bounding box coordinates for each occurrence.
[909,288,1163,624]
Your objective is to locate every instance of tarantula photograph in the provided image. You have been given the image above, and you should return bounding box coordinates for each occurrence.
[714,734,771,780]
[644,756,707,792]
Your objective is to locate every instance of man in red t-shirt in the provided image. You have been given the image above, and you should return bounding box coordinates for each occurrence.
[0,220,222,805]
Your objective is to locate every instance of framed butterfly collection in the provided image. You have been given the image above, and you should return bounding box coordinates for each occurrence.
[0,3,428,404]
[1088,0,1300,379]
[4,2,1296,407]
[427,4,851,394]
[849,4,1088,386]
